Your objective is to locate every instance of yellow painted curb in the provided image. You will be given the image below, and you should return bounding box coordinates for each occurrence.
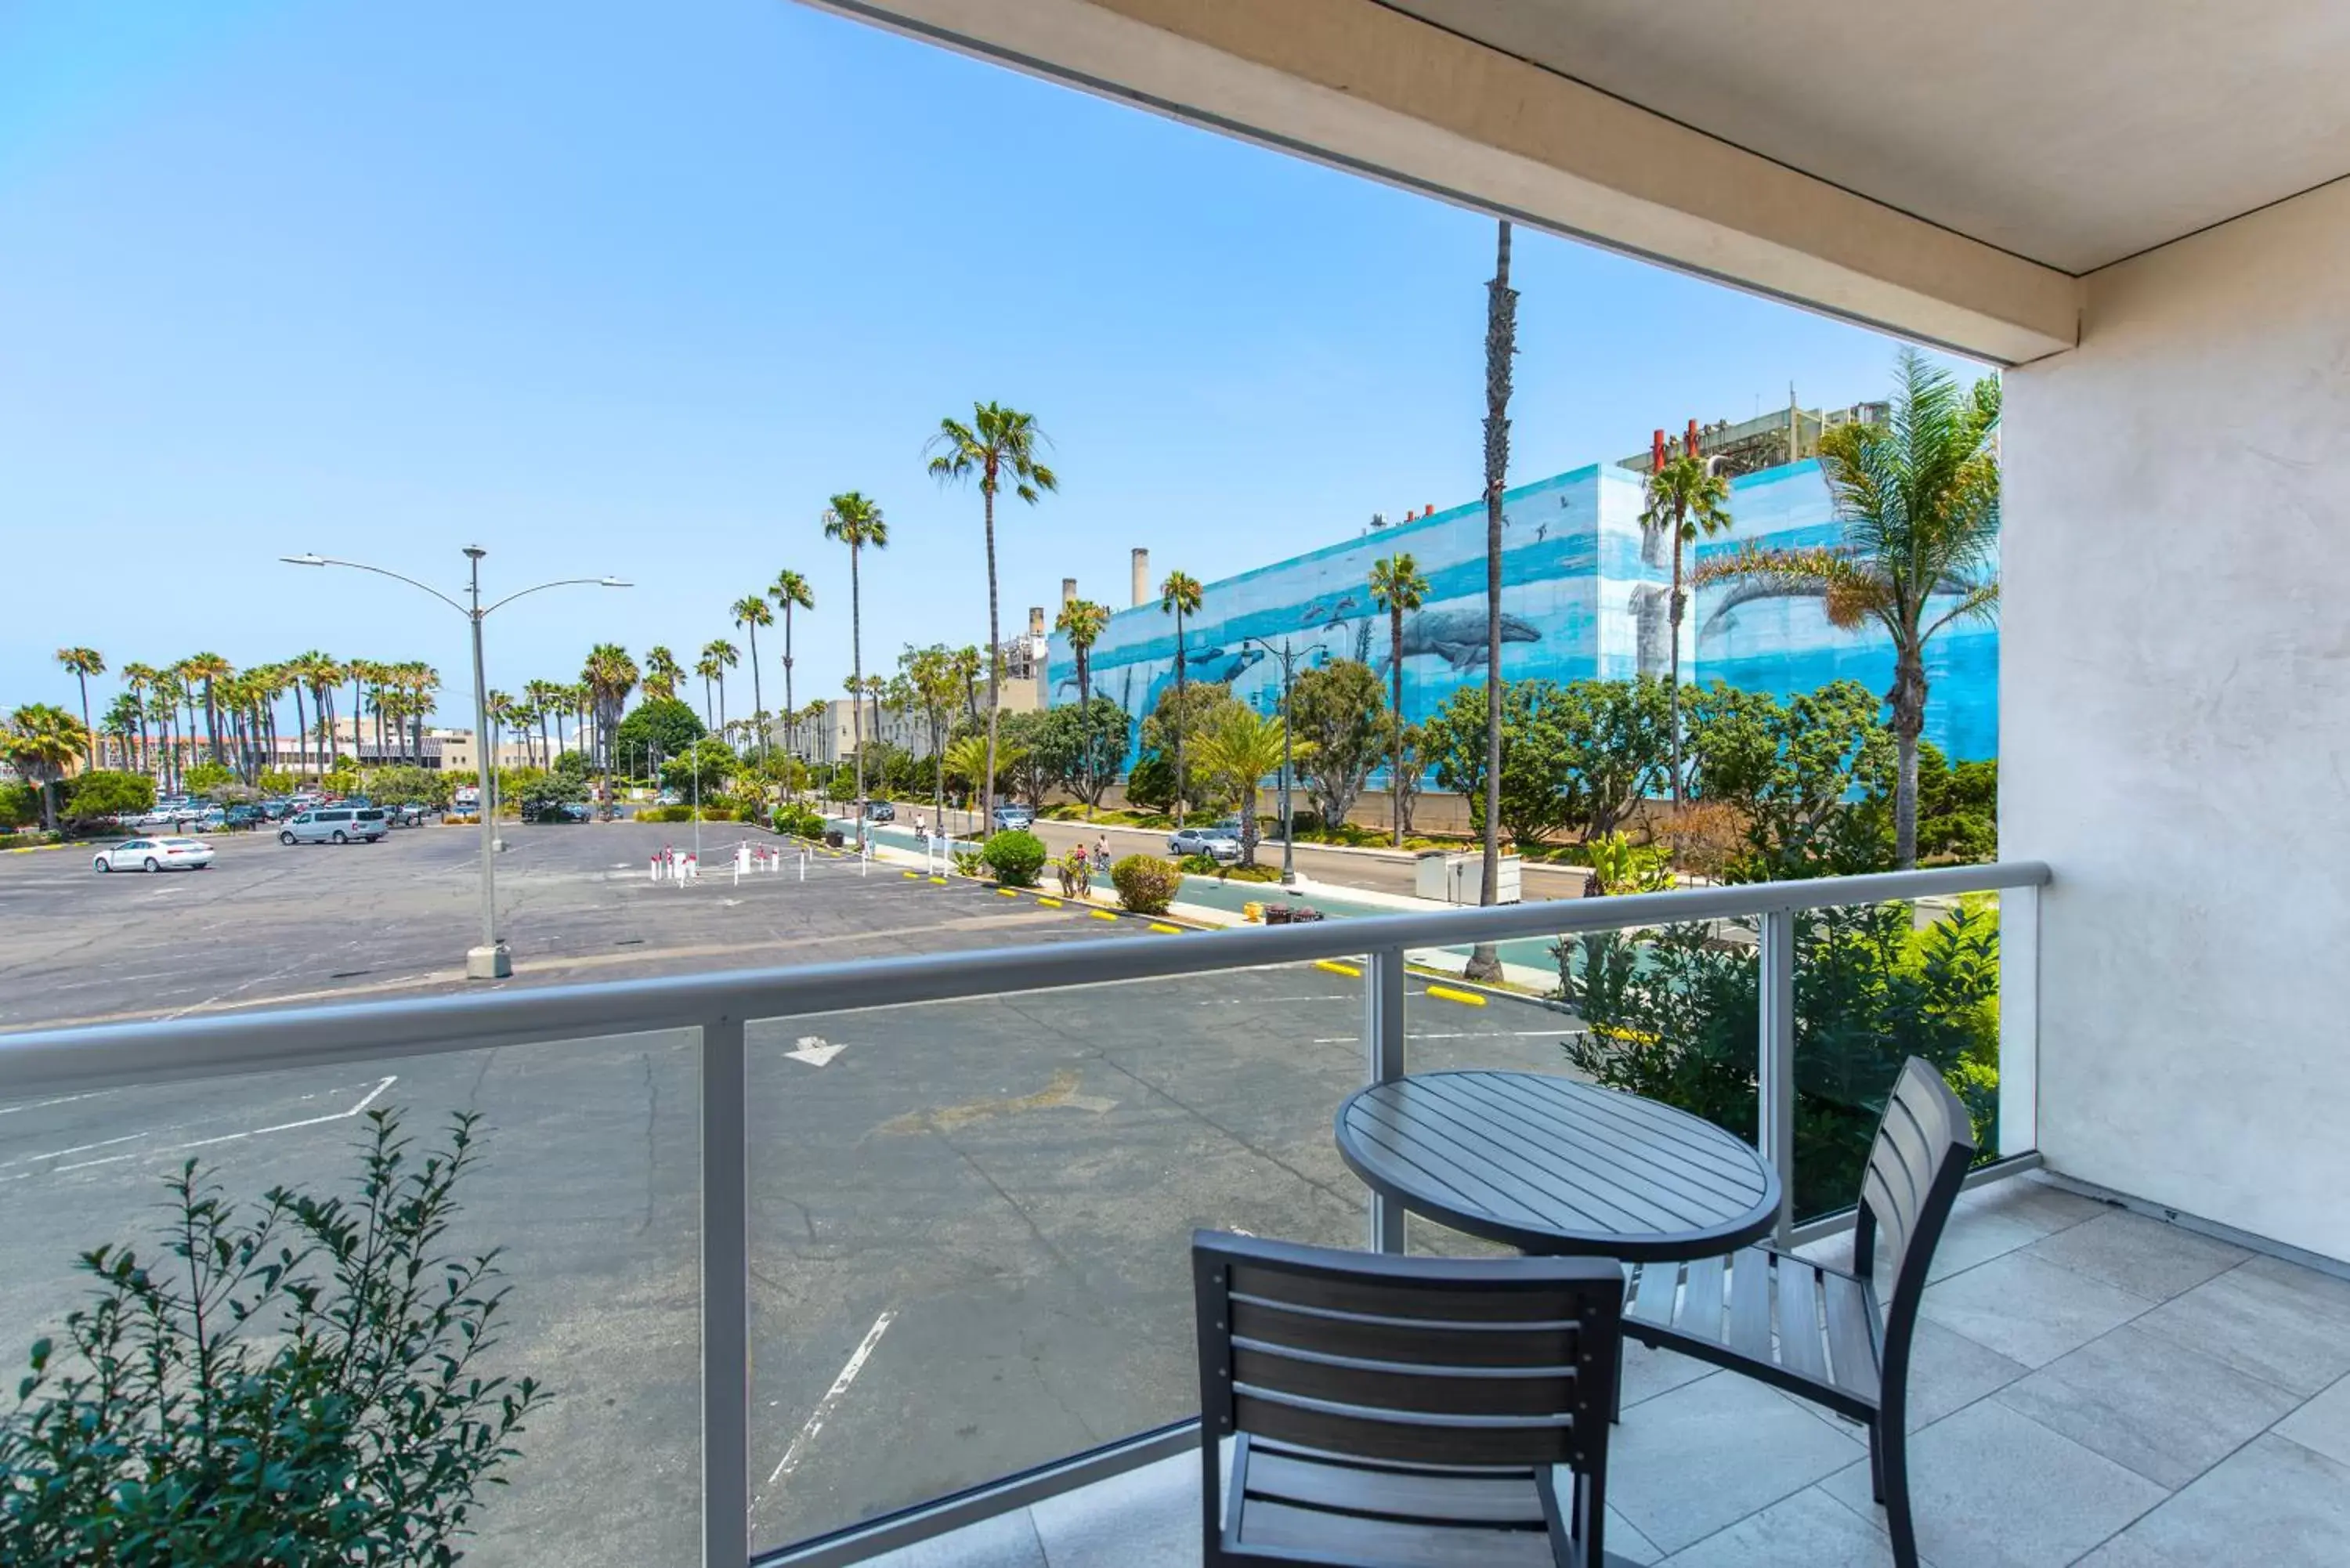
[1088,909,1119,922]
[996,887,1020,898]
[1314,959,1362,978]
[1425,984,1488,1007]
[928,876,948,884]
[1036,897,1062,908]
[1148,922,1183,934]
[902,870,921,879]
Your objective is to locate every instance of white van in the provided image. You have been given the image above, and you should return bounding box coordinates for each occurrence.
[278,807,389,845]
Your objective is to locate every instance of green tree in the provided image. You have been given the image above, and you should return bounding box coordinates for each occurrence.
[4,705,89,833]
[1698,350,2001,865]
[1140,678,1231,816]
[1193,703,1294,868]
[1421,681,1577,849]
[641,645,682,703]
[580,644,638,799]
[612,696,705,778]
[1687,678,1894,876]
[822,492,888,838]
[119,662,160,779]
[696,640,736,732]
[100,694,143,776]
[180,652,233,764]
[769,568,815,757]
[1467,219,1517,982]
[1053,598,1110,711]
[63,769,153,826]
[660,735,738,802]
[1367,552,1429,844]
[996,710,1055,808]
[54,648,104,760]
[1552,676,1675,840]
[1288,658,1392,829]
[729,596,774,760]
[1914,742,1998,863]
[1640,445,1734,804]
[900,645,964,824]
[1156,569,1204,823]
[1029,697,1131,812]
[927,403,1058,826]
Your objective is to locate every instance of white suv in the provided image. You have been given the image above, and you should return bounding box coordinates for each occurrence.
[279,807,389,845]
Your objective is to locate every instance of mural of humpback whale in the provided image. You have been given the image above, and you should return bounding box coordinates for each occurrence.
[1698,570,1982,640]
[1379,609,1541,672]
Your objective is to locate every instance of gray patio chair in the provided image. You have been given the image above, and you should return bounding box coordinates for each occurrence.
[1193,1229,1624,1568]
[1616,1055,1976,1568]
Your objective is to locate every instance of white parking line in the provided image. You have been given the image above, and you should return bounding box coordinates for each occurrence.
[1308,1029,1571,1043]
[3,1076,400,1178]
[761,1308,897,1497]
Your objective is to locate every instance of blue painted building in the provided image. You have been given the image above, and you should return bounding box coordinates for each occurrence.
[1046,452,1997,771]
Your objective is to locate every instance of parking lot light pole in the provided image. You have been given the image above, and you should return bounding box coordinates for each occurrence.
[281,549,629,980]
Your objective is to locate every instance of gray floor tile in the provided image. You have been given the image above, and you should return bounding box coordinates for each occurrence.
[1953,1177,2108,1237]
[2274,1373,2350,1468]
[1923,1210,2048,1284]
[861,1506,1049,1568]
[1604,1505,1663,1566]
[1918,1252,2153,1367]
[1608,1373,1866,1555]
[2019,1211,2248,1302]
[2074,1433,2350,1566]
[1658,1485,1907,1567]
[1900,1317,2034,1430]
[1031,1452,1195,1568]
[2132,1255,2350,1396]
[1620,1339,1717,1409]
[1994,1324,2303,1488]
[1822,1400,2164,1568]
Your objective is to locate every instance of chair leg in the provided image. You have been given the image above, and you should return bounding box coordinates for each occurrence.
[1612,1335,1625,1424]
[1868,1416,1885,1504]
[1878,1418,1918,1568]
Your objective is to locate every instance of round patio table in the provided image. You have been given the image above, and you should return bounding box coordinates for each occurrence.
[1335,1070,1781,1261]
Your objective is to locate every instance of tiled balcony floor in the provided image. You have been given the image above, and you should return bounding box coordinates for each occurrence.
[856,1175,2350,1568]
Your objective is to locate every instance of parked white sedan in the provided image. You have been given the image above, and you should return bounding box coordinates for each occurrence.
[93,836,216,873]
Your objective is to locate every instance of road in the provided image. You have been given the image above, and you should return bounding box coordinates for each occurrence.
[0,820,1585,1563]
[865,796,1596,903]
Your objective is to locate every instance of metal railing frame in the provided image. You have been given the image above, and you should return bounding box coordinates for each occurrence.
[0,858,2048,1567]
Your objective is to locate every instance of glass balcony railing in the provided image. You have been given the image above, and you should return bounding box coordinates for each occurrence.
[0,860,2045,1568]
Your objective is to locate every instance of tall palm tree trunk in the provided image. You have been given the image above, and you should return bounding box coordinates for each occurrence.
[981,486,1000,826]
[849,547,866,841]
[74,672,92,757]
[1390,606,1406,847]
[1467,219,1514,983]
[1890,648,1928,869]
[745,623,765,761]
[1172,612,1188,827]
[1668,518,1687,807]
[783,606,796,758]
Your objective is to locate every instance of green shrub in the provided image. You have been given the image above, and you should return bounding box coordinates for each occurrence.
[0,782,41,832]
[182,761,237,793]
[951,848,985,876]
[1112,853,1181,914]
[63,770,154,824]
[638,804,688,823]
[0,1109,541,1565]
[978,829,1047,887]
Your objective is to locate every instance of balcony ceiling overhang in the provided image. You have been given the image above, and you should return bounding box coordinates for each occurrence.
[812,0,2350,365]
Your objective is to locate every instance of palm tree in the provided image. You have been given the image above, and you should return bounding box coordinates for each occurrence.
[769,569,815,758]
[1697,349,2001,866]
[102,692,142,772]
[927,403,1058,826]
[822,492,889,837]
[181,652,233,765]
[55,648,104,761]
[730,596,775,759]
[121,661,159,776]
[580,644,638,799]
[1158,569,1204,825]
[147,673,184,794]
[1368,553,1430,846]
[525,678,562,765]
[1195,705,1294,869]
[643,645,682,703]
[693,650,722,731]
[1054,598,1110,708]
[284,652,328,784]
[1466,219,1517,983]
[700,639,738,732]
[1641,444,1735,806]
[5,703,87,831]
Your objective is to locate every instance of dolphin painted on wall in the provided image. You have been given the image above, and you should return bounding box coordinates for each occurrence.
[1378,609,1542,672]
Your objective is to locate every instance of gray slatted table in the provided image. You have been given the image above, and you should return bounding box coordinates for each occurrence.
[1335,1071,1781,1261]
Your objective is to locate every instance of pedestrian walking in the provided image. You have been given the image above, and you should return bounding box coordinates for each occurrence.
[1095,833,1111,876]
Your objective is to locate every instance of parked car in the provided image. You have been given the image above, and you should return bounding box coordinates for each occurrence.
[453,786,481,811]
[278,807,389,845]
[990,803,1035,832]
[222,804,269,829]
[94,836,215,873]
[864,800,897,823]
[1168,825,1242,862]
[377,803,430,828]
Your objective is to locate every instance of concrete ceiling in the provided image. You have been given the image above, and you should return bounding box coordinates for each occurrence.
[1382,0,2350,274]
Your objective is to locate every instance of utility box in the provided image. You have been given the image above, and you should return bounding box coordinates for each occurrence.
[1415,850,1521,906]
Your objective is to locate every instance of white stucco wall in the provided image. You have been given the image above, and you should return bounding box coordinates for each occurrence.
[2005,178,2350,1261]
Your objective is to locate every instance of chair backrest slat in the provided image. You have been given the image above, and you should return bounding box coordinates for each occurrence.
[1856,1057,1978,1401]
[1196,1231,1621,1472]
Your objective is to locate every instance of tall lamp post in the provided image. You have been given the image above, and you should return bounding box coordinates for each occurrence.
[284,548,629,978]
[1238,635,1318,887]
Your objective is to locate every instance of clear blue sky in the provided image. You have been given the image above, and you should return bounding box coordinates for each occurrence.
[2,0,1970,727]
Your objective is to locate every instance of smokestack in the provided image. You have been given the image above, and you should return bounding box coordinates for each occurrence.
[1130,547,1150,608]
[1061,576,1077,607]
[1028,605,1046,638]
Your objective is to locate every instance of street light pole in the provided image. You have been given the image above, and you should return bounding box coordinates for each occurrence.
[1240,635,1307,886]
[282,548,629,980]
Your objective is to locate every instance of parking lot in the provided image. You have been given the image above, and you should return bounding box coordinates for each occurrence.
[0,821,1581,1563]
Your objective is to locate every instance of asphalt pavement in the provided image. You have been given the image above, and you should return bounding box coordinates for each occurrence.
[0,819,1584,1564]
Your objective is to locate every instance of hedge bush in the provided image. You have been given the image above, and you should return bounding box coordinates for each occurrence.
[978,829,1047,887]
[1111,854,1180,915]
